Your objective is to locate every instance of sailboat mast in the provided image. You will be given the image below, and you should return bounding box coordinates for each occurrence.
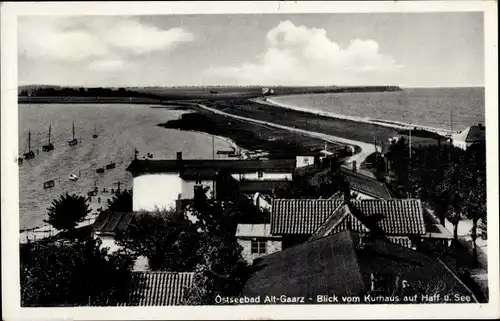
[48,125,51,144]
[72,122,75,140]
[28,131,31,152]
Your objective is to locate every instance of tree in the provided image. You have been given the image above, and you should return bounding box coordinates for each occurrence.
[115,209,202,271]
[20,237,135,307]
[183,233,249,305]
[45,193,91,234]
[107,189,133,212]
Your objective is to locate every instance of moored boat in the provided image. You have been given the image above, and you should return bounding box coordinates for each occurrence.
[96,168,105,174]
[23,130,35,160]
[69,173,79,181]
[68,122,78,146]
[92,123,99,139]
[43,180,55,189]
[42,125,55,152]
[105,162,116,170]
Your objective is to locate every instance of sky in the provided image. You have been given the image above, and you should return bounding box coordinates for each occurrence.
[18,12,484,87]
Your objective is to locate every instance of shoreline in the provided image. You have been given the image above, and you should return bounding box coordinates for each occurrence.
[252,96,452,137]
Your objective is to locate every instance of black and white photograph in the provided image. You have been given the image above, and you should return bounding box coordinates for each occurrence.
[1,1,498,320]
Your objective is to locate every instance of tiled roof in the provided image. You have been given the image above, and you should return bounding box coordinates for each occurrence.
[271,199,426,236]
[341,168,393,199]
[120,272,194,306]
[243,230,476,302]
[127,159,296,176]
[92,211,139,235]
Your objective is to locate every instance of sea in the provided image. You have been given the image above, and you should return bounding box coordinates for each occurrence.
[272,87,485,133]
[17,87,485,231]
[18,103,236,231]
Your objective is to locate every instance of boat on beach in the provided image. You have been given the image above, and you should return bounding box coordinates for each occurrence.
[42,125,55,152]
[96,168,105,174]
[23,130,35,160]
[68,122,78,147]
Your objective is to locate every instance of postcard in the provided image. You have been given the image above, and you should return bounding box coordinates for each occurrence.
[1,1,498,320]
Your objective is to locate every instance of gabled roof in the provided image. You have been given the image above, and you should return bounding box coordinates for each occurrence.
[341,168,393,199]
[243,230,475,301]
[119,272,194,306]
[92,211,140,235]
[453,124,485,143]
[127,159,296,176]
[271,199,426,236]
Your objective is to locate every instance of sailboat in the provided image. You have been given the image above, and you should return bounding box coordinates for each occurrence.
[92,124,98,139]
[23,130,35,160]
[68,122,78,146]
[42,125,55,152]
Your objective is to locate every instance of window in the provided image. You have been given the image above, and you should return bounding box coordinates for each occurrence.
[303,157,310,164]
[195,180,202,185]
[251,240,267,254]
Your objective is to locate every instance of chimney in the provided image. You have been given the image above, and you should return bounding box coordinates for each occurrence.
[352,161,357,172]
[176,152,182,161]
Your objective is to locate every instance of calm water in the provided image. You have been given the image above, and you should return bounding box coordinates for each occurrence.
[18,104,235,230]
[272,87,485,132]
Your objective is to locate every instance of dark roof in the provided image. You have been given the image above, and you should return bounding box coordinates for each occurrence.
[454,124,486,142]
[179,168,218,180]
[238,180,292,194]
[127,159,296,176]
[119,272,194,306]
[243,230,475,301]
[92,211,139,235]
[271,199,426,236]
[243,231,366,298]
[341,168,393,199]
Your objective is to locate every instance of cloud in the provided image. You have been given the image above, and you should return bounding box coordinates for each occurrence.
[18,16,194,70]
[206,20,402,85]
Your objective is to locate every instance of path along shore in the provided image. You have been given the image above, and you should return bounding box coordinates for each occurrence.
[191,102,380,172]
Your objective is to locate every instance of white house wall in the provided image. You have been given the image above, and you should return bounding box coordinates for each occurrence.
[237,239,282,264]
[133,174,182,211]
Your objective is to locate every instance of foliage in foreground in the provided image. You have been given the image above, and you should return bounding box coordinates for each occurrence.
[20,237,135,307]
[115,208,202,272]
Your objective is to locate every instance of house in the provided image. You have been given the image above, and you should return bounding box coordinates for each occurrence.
[242,230,477,302]
[126,152,298,211]
[235,224,282,264]
[92,210,149,271]
[452,124,485,150]
[340,167,394,200]
[92,210,139,253]
[237,180,292,210]
[270,198,427,249]
[117,272,194,306]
